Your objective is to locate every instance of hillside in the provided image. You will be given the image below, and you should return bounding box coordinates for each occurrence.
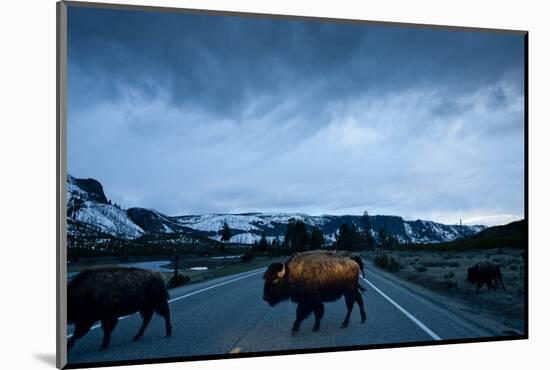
[66,174,487,248]
[410,219,526,251]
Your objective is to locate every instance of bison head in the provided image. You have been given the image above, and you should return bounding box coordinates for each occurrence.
[263,263,290,306]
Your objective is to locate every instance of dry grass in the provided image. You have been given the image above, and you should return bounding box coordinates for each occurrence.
[364,248,525,332]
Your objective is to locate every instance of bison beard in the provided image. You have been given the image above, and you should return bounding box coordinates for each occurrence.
[263,251,367,334]
[67,267,172,351]
[467,262,506,293]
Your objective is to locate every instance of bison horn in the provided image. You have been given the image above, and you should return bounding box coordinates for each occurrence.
[277,264,286,278]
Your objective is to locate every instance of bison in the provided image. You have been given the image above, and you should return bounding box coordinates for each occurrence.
[467,262,506,293]
[263,250,366,334]
[67,267,172,351]
[323,250,365,277]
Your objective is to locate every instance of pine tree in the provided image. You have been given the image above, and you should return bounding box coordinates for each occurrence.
[283,218,297,249]
[378,227,388,249]
[336,223,363,251]
[220,222,232,242]
[361,211,375,250]
[310,227,324,249]
[361,211,371,235]
[219,221,232,254]
[259,232,269,252]
[293,220,309,252]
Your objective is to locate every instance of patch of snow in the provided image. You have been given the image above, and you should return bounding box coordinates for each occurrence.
[69,200,143,239]
[210,255,241,260]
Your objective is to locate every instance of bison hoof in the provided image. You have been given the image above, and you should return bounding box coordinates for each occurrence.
[132,335,141,342]
[341,322,349,329]
[361,318,366,324]
[165,333,172,338]
[99,345,108,351]
[312,327,319,332]
[291,330,299,336]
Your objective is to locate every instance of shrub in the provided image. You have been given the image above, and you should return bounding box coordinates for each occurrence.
[423,261,446,268]
[448,262,460,268]
[374,254,390,269]
[444,271,455,279]
[374,254,401,272]
[444,280,458,289]
[416,266,428,273]
[241,249,254,263]
[386,257,401,272]
[510,265,518,271]
[169,273,190,288]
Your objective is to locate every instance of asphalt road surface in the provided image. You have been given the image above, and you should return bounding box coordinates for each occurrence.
[67,261,496,366]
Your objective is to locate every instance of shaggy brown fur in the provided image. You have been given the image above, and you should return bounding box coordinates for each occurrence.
[67,267,172,351]
[263,250,366,334]
[301,250,365,277]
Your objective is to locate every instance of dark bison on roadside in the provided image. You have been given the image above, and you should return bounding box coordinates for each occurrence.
[263,250,366,334]
[467,262,506,293]
[67,267,172,351]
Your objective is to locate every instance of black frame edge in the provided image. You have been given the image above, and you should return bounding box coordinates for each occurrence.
[63,0,527,35]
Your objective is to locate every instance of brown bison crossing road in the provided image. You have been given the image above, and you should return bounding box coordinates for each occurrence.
[67,262,493,366]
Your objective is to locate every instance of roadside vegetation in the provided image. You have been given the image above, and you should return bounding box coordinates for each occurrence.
[365,248,525,333]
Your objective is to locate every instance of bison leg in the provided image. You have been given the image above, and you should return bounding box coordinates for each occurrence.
[353,289,367,323]
[155,300,172,337]
[498,274,506,291]
[476,281,482,293]
[312,303,325,332]
[495,269,506,290]
[133,308,153,341]
[341,292,355,328]
[67,320,94,351]
[292,303,312,334]
[99,317,118,350]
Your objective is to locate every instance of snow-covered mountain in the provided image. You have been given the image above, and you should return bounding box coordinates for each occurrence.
[66,175,485,245]
[171,213,484,244]
[67,175,144,239]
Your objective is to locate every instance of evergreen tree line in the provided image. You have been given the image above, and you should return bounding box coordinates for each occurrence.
[218,211,401,255]
[281,218,325,252]
[335,211,400,251]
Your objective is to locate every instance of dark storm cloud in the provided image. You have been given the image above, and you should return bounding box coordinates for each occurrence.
[68,7,522,117]
[67,6,525,226]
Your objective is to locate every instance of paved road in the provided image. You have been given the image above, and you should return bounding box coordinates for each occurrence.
[67,262,495,366]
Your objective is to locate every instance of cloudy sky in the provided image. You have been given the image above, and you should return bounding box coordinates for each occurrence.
[67,6,525,226]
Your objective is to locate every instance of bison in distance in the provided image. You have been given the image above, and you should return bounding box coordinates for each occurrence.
[467,261,506,293]
[263,250,367,334]
[67,267,172,351]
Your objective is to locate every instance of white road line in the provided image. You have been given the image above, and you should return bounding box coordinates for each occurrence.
[362,277,442,341]
[168,269,265,304]
[67,268,266,338]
